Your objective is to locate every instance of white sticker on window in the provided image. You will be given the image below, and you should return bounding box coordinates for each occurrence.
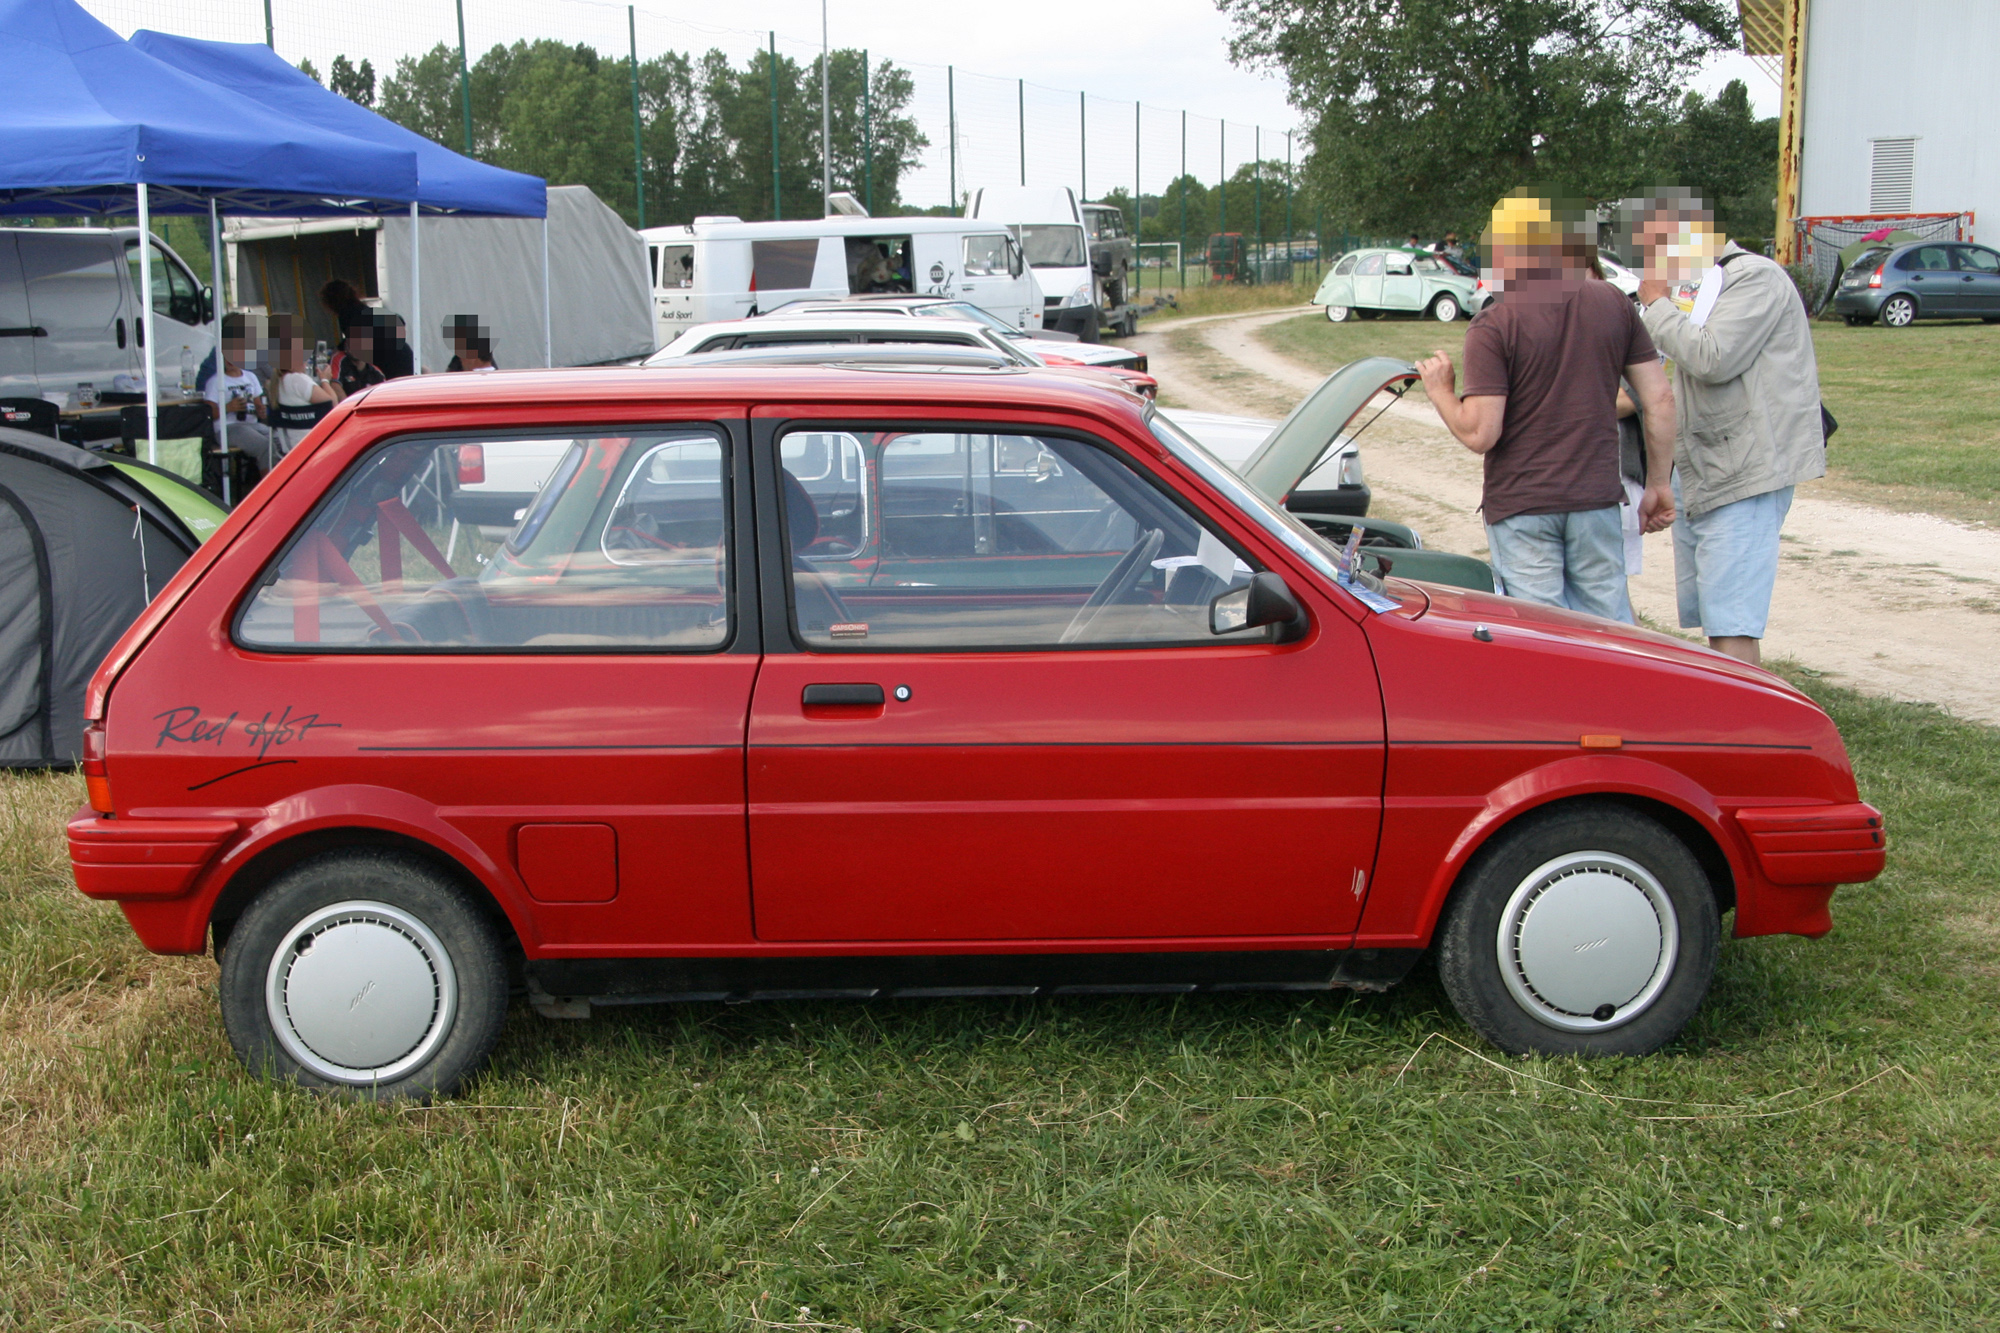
[1196,528,1238,582]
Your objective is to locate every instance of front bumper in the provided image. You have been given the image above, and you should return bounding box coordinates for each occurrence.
[1735,802,1886,886]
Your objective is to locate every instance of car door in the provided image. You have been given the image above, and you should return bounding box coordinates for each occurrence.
[1901,245,1957,314]
[124,239,209,389]
[22,230,133,395]
[1379,255,1422,311]
[745,411,1385,944]
[960,232,1024,324]
[1954,245,2000,315]
[223,417,761,951]
[1349,251,1386,308]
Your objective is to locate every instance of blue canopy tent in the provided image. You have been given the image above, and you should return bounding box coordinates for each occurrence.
[127,32,550,395]
[0,0,546,477]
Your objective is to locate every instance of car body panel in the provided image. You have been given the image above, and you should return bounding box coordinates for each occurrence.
[72,365,1881,979]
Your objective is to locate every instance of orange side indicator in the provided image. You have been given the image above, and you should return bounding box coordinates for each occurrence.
[1579,734,1623,749]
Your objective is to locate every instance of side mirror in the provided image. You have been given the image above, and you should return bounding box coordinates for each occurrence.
[201,286,216,325]
[1211,572,1306,640]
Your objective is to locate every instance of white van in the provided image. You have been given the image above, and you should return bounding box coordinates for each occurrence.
[965,186,1096,340]
[640,216,1036,349]
[0,227,213,406]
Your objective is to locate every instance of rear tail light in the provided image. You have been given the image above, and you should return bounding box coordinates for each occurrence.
[1867,266,1884,289]
[456,444,486,484]
[82,720,112,814]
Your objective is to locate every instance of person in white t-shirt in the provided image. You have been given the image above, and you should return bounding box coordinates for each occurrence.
[266,315,338,461]
[204,313,275,472]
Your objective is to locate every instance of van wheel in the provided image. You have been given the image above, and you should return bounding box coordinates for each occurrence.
[219,850,508,1100]
[1435,803,1718,1057]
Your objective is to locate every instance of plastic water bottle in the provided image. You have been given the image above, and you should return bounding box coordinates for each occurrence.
[179,345,195,395]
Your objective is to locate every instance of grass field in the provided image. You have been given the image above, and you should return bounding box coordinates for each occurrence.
[1138,278,1323,324]
[1258,313,2000,524]
[3,669,1998,1329]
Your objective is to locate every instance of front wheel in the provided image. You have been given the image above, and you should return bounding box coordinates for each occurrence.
[219,850,509,1100]
[1325,305,1352,323]
[1435,802,1719,1056]
[1430,293,1462,322]
[1879,294,1918,327]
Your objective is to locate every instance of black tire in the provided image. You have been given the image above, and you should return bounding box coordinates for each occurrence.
[1435,802,1719,1057]
[1879,294,1918,327]
[219,849,509,1100]
[1354,308,1380,320]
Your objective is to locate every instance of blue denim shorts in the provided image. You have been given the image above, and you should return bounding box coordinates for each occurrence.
[1672,480,1794,639]
[1484,505,1633,624]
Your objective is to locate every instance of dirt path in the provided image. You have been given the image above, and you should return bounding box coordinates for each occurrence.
[1131,309,2000,726]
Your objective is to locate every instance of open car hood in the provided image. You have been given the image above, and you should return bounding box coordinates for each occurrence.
[1237,357,1418,502]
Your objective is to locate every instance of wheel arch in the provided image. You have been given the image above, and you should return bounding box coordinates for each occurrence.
[1399,758,1746,946]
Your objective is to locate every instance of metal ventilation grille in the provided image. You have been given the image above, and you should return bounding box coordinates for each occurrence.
[1870,138,1916,213]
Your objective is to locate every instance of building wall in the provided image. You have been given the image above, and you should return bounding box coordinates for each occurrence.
[1799,0,1993,237]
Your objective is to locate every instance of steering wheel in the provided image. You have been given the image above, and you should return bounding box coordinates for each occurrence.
[1059,528,1163,645]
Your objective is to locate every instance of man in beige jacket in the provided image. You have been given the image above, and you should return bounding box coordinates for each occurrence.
[1632,192,1825,665]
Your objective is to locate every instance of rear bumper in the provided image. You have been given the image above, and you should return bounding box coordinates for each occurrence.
[1734,802,1886,886]
[1831,289,1886,317]
[67,808,239,900]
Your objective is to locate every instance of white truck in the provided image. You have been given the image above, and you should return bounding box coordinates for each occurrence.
[640,215,1038,349]
[0,226,215,406]
[225,184,653,372]
[965,186,1102,341]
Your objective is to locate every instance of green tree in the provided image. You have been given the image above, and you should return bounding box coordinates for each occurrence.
[1660,79,1779,247]
[1220,0,1739,237]
[329,54,375,107]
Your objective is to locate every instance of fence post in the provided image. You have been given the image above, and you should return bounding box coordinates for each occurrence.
[1218,121,1226,243]
[948,66,957,211]
[1178,110,1186,290]
[628,6,645,229]
[1018,80,1026,187]
[454,0,473,155]
[1079,91,1087,201]
[1253,125,1262,282]
[263,0,273,48]
[863,51,873,213]
[1284,130,1292,283]
[768,33,781,221]
[1133,100,1140,299]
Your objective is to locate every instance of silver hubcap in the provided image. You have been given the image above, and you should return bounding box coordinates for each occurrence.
[1886,300,1913,326]
[265,900,457,1084]
[1497,852,1677,1033]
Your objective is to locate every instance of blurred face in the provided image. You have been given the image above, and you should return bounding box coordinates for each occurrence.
[1634,212,1721,278]
[347,324,375,363]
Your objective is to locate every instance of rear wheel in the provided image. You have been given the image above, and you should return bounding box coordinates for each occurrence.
[1429,293,1462,322]
[1325,305,1352,323]
[1435,802,1719,1056]
[1880,294,1918,327]
[219,850,509,1100]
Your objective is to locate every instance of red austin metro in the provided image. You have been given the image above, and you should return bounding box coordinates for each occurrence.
[68,364,1885,1098]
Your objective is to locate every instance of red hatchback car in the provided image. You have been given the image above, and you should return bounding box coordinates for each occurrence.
[69,364,1885,1098]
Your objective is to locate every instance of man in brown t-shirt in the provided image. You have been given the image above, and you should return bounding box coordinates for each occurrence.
[1415,193,1677,622]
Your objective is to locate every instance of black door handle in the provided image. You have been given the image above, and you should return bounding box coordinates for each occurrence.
[803,683,884,706]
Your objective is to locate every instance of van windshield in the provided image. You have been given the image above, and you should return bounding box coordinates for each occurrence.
[1017,225,1086,268]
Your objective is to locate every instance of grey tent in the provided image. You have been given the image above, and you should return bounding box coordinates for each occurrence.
[0,428,209,766]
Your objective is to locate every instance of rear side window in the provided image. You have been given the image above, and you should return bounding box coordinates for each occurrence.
[1355,252,1385,276]
[236,429,732,651]
[778,428,1269,650]
[1898,246,1954,271]
[1333,253,1358,276]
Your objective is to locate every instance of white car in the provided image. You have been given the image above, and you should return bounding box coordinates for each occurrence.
[1468,254,1642,316]
[1165,409,1368,517]
[762,296,1147,373]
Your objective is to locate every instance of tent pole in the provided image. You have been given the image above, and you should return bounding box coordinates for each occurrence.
[209,198,229,505]
[409,201,422,375]
[137,183,159,465]
[542,216,552,367]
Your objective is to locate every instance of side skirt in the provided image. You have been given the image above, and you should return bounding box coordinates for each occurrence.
[524,948,1423,1016]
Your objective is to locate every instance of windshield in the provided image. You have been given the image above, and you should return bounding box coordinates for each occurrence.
[1146,409,1345,585]
[910,301,1017,334]
[1017,225,1087,268]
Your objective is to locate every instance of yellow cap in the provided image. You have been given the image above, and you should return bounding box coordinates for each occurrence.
[1487,193,1561,245]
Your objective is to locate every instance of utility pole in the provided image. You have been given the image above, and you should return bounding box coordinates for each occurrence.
[863,51,873,213]
[628,7,645,229]
[768,33,781,221]
[820,0,831,217]
[454,0,473,155]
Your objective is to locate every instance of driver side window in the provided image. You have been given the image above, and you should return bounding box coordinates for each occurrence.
[779,429,1271,650]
